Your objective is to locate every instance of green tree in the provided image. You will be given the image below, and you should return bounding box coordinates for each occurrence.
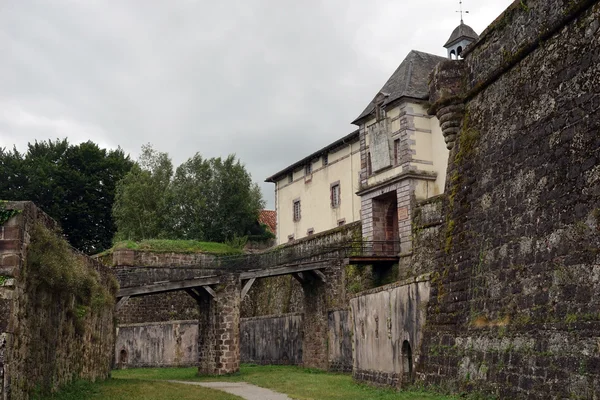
[0,139,133,254]
[112,144,173,241]
[169,154,265,242]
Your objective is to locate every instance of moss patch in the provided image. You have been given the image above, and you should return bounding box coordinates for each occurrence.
[27,222,115,313]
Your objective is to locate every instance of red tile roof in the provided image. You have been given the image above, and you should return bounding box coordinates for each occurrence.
[258,210,276,234]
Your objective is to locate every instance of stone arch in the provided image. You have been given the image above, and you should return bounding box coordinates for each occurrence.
[401,340,413,382]
[457,46,463,58]
[450,49,457,60]
[119,348,128,368]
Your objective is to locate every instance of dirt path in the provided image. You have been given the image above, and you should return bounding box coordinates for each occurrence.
[165,380,293,400]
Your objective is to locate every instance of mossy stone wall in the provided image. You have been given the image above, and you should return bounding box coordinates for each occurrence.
[0,201,115,399]
[422,1,600,398]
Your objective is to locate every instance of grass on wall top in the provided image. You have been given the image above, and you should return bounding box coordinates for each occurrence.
[110,239,243,255]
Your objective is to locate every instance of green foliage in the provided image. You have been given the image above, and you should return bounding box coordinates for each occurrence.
[247,223,276,242]
[112,239,243,255]
[0,140,133,254]
[113,146,265,244]
[0,275,8,285]
[224,235,248,250]
[26,222,115,311]
[168,153,265,242]
[113,144,173,241]
[0,201,21,225]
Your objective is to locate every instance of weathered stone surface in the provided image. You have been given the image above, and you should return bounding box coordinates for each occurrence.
[423,1,600,398]
[240,314,303,365]
[351,277,431,387]
[0,202,115,400]
[115,320,198,368]
[327,309,353,373]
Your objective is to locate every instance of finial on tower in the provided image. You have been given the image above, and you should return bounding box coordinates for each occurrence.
[445,1,479,60]
[456,0,470,24]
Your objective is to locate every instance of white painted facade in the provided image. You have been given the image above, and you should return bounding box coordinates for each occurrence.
[267,134,362,244]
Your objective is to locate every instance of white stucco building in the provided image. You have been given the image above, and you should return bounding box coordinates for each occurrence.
[266,25,479,248]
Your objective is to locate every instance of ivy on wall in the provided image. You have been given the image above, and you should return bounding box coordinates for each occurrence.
[0,201,21,226]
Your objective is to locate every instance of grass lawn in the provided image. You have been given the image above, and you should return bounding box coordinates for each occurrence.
[37,378,241,400]
[113,364,457,400]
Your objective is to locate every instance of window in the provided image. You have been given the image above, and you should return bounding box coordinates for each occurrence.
[288,173,293,184]
[375,105,386,121]
[322,154,328,166]
[305,163,312,175]
[367,152,372,175]
[293,200,301,222]
[331,183,340,208]
[338,219,346,226]
[307,228,314,236]
[394,139,400,165]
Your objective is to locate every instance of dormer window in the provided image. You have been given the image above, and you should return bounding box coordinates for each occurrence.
[373,92,388,122]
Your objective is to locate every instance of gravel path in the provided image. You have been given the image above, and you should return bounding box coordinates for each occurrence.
[165,380,293,400]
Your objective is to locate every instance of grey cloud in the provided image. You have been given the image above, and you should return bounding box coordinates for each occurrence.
[0,0,513,208]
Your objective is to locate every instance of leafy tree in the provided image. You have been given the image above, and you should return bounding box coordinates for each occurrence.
[169,154,265,242]
[0,139,133,254]
[113,148,265,243]
[112,144,173,241]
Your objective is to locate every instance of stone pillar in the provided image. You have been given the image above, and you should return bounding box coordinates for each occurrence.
[301,260,346,370]
[197,273,241,375]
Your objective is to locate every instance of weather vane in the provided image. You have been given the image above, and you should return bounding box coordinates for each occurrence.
[456,0,470,24]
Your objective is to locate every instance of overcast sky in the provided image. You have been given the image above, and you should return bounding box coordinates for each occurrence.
[1,0,513,208]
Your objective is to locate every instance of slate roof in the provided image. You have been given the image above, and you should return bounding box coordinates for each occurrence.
[352,50,447,124]
[258,210,277,234]
[444,23,479,47]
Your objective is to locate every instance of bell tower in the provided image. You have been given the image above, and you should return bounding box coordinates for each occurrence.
[444,1,479,59]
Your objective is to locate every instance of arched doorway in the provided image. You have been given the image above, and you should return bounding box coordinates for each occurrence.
[401,340,413,382]
[384,202,400,253]
[119,349,128,369]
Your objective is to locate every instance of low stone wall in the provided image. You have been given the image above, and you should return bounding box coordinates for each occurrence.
[0,201,115,399]
[327,309,352,373]
[115,320,198,368]
[240,314,303,365]
[350,276,431,387]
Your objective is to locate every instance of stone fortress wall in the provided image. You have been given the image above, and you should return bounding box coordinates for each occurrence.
[0,202,116,399]
[420,0,600,398]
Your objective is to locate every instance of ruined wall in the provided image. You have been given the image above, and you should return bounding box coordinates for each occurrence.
[0,202,115,399]
[327,309,353,372]
[351,277,431,387]
[422,0,600,398]
[115,321,198,368]
[240,314,303,365]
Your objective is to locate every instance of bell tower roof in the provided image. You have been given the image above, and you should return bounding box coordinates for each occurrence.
[444,22,479,48]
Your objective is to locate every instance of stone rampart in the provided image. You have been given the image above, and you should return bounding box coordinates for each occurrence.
[0,201,115,399]
[423,0,600,398]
